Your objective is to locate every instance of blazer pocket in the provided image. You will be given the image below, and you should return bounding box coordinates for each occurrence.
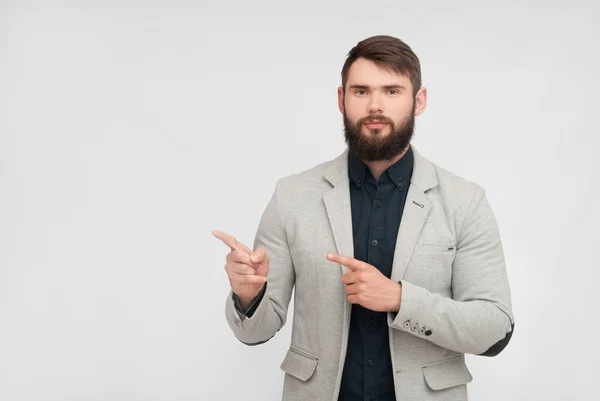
[416,242,456,253]
[280,346,318,382]
[421,356,473,390]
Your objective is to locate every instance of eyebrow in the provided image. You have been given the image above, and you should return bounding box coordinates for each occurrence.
[348,84,407,91]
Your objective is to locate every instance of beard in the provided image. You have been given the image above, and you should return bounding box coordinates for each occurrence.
[343,100,416,162]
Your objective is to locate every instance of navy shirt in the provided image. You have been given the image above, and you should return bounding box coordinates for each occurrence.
[338,146,413,401]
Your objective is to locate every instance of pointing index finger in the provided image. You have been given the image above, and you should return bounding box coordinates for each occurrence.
[212,230,250,253]
[327,253,363,271]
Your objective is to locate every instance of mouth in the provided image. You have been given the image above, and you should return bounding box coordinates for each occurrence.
[364,121,388,129]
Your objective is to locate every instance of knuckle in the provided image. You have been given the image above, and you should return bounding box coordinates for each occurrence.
[241,264,255,274]
[231,263,243,274]
[232,252,247,264]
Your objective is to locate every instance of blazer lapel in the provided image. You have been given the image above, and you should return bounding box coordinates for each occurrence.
[390,146,438,282]
[323,148,354,275]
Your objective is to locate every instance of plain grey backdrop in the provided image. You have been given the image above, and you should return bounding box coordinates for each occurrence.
[1,1,599,400]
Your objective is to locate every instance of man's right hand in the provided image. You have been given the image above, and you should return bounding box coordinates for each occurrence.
[212,229,270,308]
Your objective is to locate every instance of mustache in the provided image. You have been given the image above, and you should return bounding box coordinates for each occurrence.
[359,115,393,125]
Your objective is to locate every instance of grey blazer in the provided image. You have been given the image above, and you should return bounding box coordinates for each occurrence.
[225,146,515,401]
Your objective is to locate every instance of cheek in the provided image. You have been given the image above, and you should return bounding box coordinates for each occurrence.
[390,105,413,122]
[344,103,366,122]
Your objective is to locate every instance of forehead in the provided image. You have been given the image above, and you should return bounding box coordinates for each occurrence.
[346,57,411,86]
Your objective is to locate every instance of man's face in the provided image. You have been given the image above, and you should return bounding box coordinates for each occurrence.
[338,57,423,162]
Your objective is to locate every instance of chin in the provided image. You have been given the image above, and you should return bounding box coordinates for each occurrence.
[362,127,389,136]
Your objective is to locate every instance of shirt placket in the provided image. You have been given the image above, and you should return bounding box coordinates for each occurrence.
[363,175,393,400]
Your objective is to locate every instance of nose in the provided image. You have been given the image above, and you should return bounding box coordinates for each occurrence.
[367,93,383,114]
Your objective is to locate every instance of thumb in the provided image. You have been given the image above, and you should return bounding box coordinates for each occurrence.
[250,248,270,266]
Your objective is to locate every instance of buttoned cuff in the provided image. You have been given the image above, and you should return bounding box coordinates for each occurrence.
[389,280,434,338]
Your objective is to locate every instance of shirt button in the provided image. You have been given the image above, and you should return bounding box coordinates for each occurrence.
[368,359,374,366]
[371,240,378,247]
[368,317,376,326]
[376,200,383,208]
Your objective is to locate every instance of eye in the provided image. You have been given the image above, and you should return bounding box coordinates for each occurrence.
[354,89,367,95]
[389,89,399,95]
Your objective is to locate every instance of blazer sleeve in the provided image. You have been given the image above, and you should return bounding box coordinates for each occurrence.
[224,178,296,346]
[388,186,515,356]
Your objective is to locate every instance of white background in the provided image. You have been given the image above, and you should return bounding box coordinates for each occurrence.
[1,1,599,400]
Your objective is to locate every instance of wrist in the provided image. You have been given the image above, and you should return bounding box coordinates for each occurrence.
[239,297,255,310]
[236,284,265,309]
[390,281,402,312]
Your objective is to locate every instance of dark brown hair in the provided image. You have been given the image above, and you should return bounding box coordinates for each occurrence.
[341,35,422,96]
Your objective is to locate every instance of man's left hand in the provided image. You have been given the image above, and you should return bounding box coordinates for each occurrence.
[327,253,402,312]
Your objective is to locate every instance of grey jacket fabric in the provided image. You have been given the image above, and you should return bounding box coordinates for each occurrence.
[224,146,514,401]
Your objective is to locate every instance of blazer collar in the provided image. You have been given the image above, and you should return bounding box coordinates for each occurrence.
[324,144,438,192]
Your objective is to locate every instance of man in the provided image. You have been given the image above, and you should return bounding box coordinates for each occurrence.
[213,35,515,401]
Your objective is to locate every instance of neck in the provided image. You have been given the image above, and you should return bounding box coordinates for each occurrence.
[363,145,410,181]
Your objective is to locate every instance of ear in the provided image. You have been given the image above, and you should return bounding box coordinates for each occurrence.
[337,86,345,114]
[414,87,427,116]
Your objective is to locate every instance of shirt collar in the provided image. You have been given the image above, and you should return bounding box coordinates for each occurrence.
[348,145,414,191]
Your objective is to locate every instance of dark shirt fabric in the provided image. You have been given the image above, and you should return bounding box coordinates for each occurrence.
[338,146,413,401]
